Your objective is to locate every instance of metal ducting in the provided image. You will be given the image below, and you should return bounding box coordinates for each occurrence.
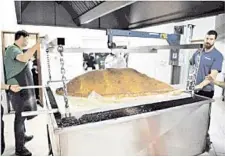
[14,1,225,29]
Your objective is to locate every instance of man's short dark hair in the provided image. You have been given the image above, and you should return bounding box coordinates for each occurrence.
[15,30,29,40]
[207,30,218,39]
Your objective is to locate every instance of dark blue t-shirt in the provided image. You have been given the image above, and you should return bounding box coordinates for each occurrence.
[190,48,224,92]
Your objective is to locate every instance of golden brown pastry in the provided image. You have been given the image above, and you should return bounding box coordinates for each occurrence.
[56,68,174,98]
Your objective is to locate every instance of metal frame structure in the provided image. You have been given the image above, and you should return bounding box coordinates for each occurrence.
[21,28,205,120]
[106,29,180,49]
[43,29,203,116]
[19,27,208,124]
[46,29,202,52]
[106,28,200,66]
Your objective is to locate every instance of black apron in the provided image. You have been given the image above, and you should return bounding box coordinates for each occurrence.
[8,64,37,120]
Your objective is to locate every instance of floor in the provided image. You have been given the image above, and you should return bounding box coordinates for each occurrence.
[207,98,225,156]
[1,98,225,156]
[2,109,49,156]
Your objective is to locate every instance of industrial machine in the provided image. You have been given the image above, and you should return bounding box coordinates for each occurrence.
[21,28,212,156]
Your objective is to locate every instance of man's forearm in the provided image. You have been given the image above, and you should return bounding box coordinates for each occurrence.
[16,44,39,62]
[198,79,211,88]
[22,45,38,61]
[214,80,225,89]
[198,70,219,89]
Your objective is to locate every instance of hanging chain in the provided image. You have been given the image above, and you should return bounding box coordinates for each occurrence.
[57,45,70,117]
[46,48,52,83]
[186,48,203,95]
[193,49,202,87]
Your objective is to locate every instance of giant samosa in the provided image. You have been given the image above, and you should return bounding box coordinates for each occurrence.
[56,68,174,98]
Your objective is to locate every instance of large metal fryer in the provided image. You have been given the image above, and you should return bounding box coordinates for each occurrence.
[44,86,213,156]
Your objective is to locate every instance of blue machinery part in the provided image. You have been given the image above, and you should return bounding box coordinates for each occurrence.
[106,29,180,48]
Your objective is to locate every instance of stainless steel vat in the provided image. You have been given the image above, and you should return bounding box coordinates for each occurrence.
[45,88,213,156]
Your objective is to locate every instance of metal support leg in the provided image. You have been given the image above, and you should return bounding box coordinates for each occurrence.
[47,125,53,156]
[222,76,225,101]
[169,26,182,84]
[204,103,212,152]
[7,97,11,113]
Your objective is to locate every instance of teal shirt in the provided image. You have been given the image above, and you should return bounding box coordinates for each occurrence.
[4,44,27,85]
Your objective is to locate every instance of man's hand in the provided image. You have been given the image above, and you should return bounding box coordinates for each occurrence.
[10,85,21,93]
[205,75,215,83]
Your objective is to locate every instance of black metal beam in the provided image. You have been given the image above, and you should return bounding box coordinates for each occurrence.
[14,1,225,30]
[58,1,81,26]
[14,1,22,24]
[21,1,31,13]
[128,1,225,29]
[145,44,203,50]
[79,1,135,24]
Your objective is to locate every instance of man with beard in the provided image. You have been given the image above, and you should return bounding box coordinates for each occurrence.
[189,30,224,152]
[190,30,223,98]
